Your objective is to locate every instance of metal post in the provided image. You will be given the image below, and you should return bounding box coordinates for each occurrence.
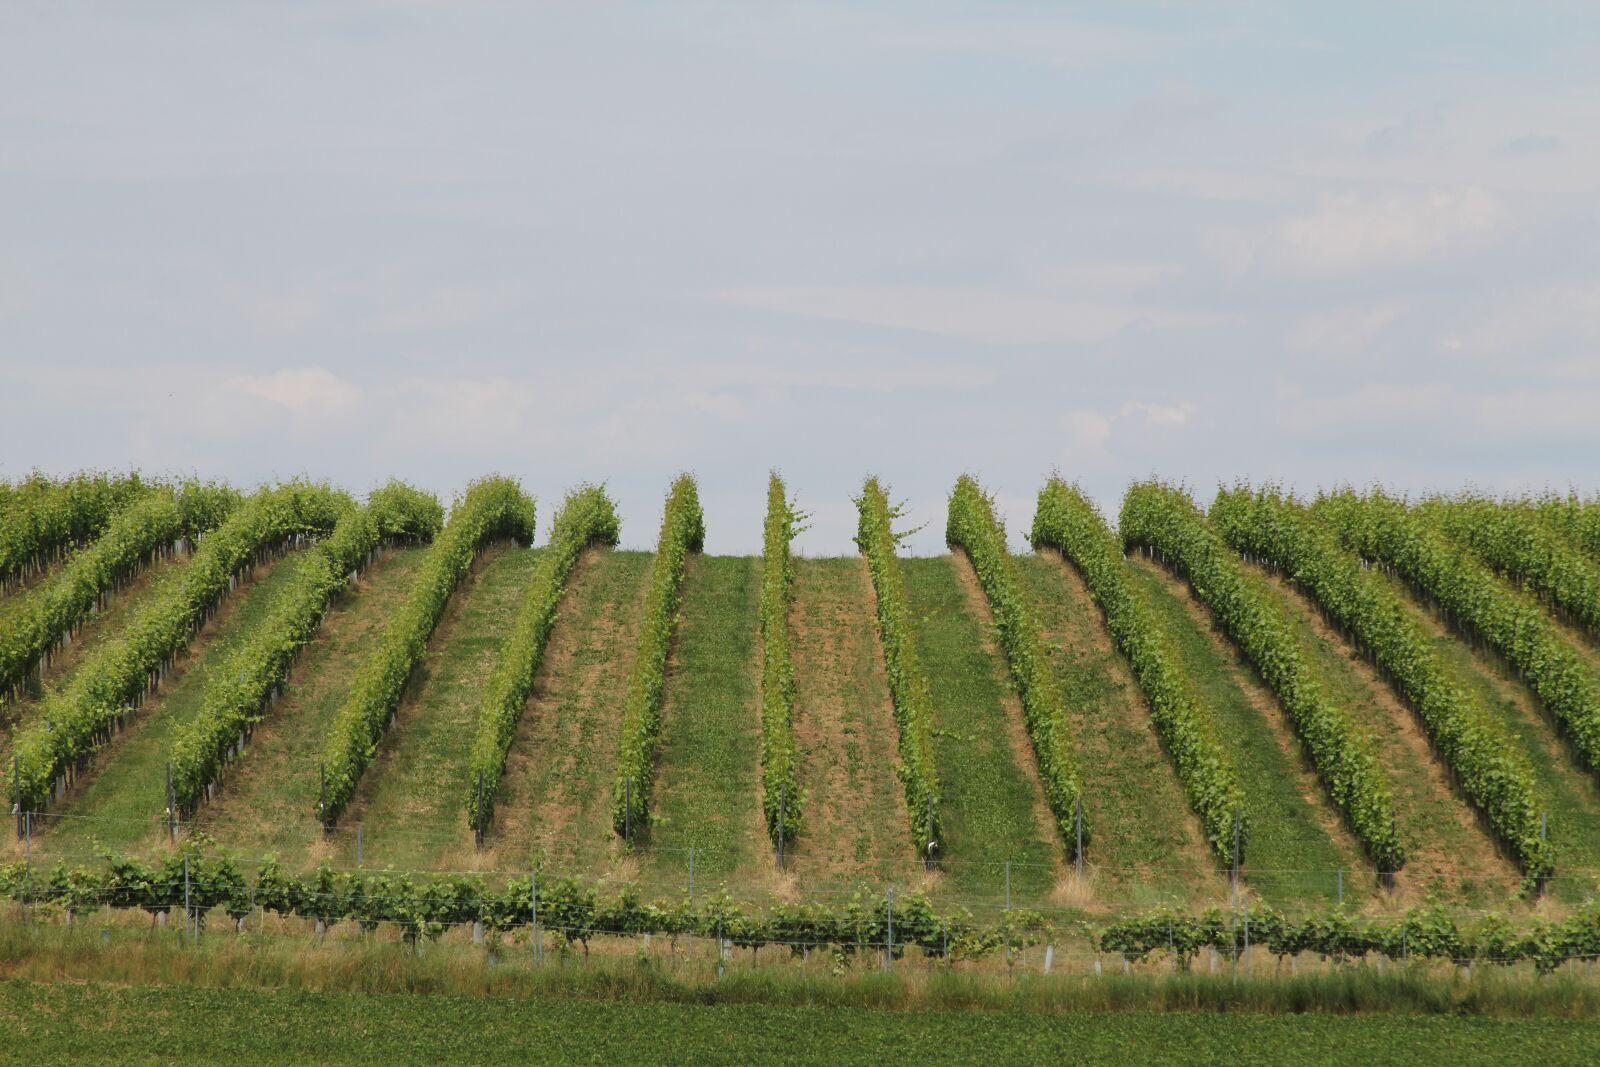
[885,888,894,973]
[1004,861,1011,911]
[1242,893,1250,975]
[21,811,29,925]
[319,763,328,831]
[184,854,192,942]
[777,783,786,871]
[13,754,21,839]
[925,792,935,870]
[624,779,631,842]
[531,869,541,966]
[166,762,176,843]
[475,771,484,851]
[1074,795,1083,878]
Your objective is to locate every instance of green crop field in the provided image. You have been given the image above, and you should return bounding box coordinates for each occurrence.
[7,472,1600,983]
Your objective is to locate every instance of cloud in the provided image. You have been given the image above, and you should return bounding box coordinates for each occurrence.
[1061,400,1196,451]
[1279,187,1504,273]
[224,366,362,414]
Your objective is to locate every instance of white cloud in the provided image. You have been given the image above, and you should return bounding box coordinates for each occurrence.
[1061,400,1195,451]
[225,366,362,414]
[1280,187,1504,273]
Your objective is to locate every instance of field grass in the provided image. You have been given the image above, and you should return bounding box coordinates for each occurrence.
[786,557,919,887]
[5,971,1599,1065]
[326,544,543,871]
[1015,552,1224,907]
[484,549,652,873]
[1123,557,1362,905]
[1370,568,1600,899]
[189,546,427,863]
[38,552,312,856]
[900,556,1059,902]
[646,555,769,886]
[1247,564,1520,906]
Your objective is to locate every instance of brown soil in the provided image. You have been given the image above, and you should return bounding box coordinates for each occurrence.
[786,557,919,889]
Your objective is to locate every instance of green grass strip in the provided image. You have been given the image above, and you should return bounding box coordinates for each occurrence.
[1121,482,1404,873]
[1313,490,1600,778]
[320,477,534,824]
[169,483,443,817]
[854,477,940,858]
[1031,478,1242,864]
[947,475,1083,856]
[611,474,704,837]
[0,483,238,702]
[467,485,619,834]
[759,473,802,847]
[1213,486,1551,883]
[5,483,347,814]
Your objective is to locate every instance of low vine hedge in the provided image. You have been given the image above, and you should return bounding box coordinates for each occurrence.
[759,473,803,847]
[168,483,443,818]
[466,485,619,834]
[855,477,941,859]
[1536,492,1600,564]
[1031,478,1242,864]
[611,475,704,838]
[320,477,535,825]
[1212,486,1553,883]
[947,475,1084,857]
[1312,490,1600,777]
[5,482,347,814]
[1120,482,1405,873]
[0,471,151,587]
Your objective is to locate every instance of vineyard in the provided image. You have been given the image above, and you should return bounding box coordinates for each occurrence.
[9,470,1600,977]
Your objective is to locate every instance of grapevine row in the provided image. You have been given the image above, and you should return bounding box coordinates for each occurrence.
[1421,495,1600,639]
[4,482,349,816]
[1212,486,1553,882]
[0,483,239,703]
[319,477,535,825]
[466,485,619,835]
[1312,490,1600,776]
[1030,479,1243,864]
[168,483,444,818]
[1535,492,1600,565]
[611,474,704,837]
[1120,482,1405,872]
[0,471,150,591]
[758,473,802,847]
[854,478,941,859]
[946,475,1084,857]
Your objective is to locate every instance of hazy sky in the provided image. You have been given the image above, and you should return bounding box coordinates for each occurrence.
[4,3,1598,553]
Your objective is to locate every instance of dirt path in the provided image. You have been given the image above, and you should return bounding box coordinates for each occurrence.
[1248,563,1520,906]
[784,557,920,892]
[1018,550,1225,908]
[483,549,652,875]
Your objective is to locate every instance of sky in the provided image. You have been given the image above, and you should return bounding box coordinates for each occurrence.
[3,2,1598,554]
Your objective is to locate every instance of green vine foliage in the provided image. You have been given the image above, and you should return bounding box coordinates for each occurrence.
[1313,490,1600,778]
[1421,495,1600,640]
[168,483,444,818]
[320,477,535,824]
[611,474,704,838]
[1535,492,1600,565]
[947,475,1084,857]
[5,482,347,814]
[1031,478,1242,864]
[467,485,619,833]
[854,477,941,859]
[1212,486,1553,884]
[1120,482,1405,873]
[0,482,241,703]
[759,473,804,847]
[0,472,152,589]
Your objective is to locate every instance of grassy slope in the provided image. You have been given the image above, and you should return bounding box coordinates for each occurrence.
[646,555,768,886]
[190,547,427,863]
[40,553,310,856]
[1015,553,1224,906]
[786,557,918,887]
[1249,565,1518,906]
[485,549,652,874]
[326,545,543,871]
[1370,568,1600,898]
[900,556,1059,902]
[1123,557,1359,906]
[5,981,1594,1067]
